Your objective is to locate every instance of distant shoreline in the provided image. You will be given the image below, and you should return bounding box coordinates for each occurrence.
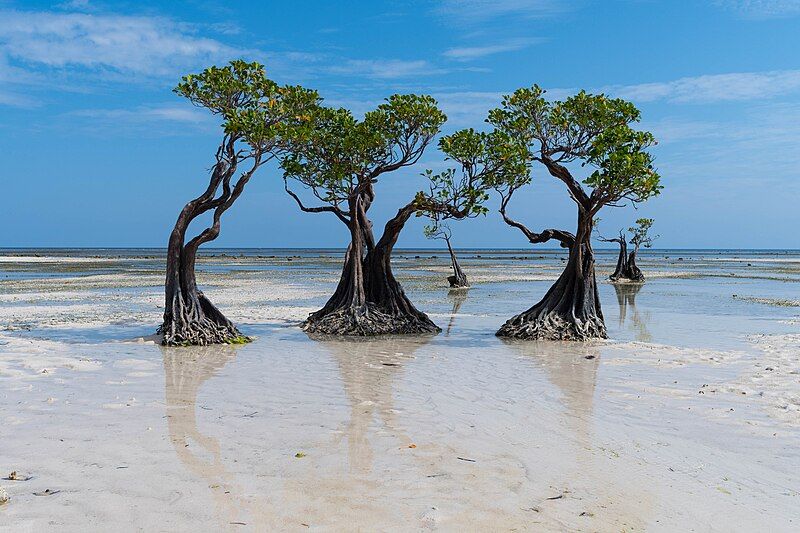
[2,247,799,253]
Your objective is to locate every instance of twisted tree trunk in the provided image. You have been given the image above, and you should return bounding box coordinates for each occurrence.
[497,212,606,340]
[445,237,469,288]
[606,237,645,283]
[626,247,645,282]
[302,199,440,335]
[608,235,629,281]
[158,146,257,346]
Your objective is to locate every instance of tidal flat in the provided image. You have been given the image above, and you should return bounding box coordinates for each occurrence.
[1,248,799,531]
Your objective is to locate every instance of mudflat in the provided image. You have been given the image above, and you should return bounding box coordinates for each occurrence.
[1,249,798,531]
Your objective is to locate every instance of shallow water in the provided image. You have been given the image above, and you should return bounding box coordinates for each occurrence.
[0,249,798,531]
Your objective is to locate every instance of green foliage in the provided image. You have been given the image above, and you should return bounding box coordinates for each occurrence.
[585,126,661,204]
[629,217,657,249]
[280,106,362,205]
[423,220,451,241]
[280,94,447,209]
[488,85,662,209]
[417,128,529,222]
[174,60,319,151]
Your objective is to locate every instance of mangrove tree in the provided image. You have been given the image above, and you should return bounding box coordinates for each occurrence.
[488,87,662,340]
[159,61,316,346]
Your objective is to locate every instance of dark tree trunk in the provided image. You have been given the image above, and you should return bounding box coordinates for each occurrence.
[608,238,629,281]
[158,149,255,346]
[609,242,645,283]
[302,199,440,336]
[159,222,245,346]
[445,237,469,288]
[626,248,645,282]
[497,212,607,341]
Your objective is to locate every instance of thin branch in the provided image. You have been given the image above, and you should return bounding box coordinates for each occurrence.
[284,179,351,226]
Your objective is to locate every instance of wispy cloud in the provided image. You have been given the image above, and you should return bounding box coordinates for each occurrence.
[640,117,723,144]
[607,69,800,103]
[443,38,541,61]
[0,10,240,77]
[714,0,800,18]
[437,0,566,23]
[432,91,504,126]
[55,0,93,12]
[62,104,213,134]
[327,59,444,79]
[70,105,209,124]
[648,102,800,188]
[0,90,35,107]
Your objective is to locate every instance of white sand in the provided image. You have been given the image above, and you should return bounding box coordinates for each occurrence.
[1,255,799,531]
[1,330,798,531]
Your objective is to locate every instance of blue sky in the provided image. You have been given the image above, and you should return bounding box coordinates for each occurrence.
[1,0,799,249]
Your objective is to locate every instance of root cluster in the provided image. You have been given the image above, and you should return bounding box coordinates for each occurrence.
[158,292,250,347]
[302,304,441,336]
[496,311,607,341]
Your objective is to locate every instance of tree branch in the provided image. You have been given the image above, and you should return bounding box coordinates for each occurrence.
[499,191,575,248]
[284,178,351,226]
[539,155,591,210]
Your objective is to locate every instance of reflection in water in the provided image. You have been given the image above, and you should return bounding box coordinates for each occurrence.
[319,335,434,473]
[613,283,652,342]
[445,289,468,336]
[503,340,600,441]
[504,339,653,528]
[161,344,251,526]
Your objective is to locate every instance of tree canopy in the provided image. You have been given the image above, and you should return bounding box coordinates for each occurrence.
[280,94,447,223]
[417,128,529,222]
[629,217,657,250]
[487,85,662,217]
[175,60,319,160]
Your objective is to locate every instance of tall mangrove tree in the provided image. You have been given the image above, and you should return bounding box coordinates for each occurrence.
[159,61,317,346]
[489,87,662,340]
[282,98,524,335]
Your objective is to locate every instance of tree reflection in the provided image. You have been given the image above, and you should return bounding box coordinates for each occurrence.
[612,283,651,342]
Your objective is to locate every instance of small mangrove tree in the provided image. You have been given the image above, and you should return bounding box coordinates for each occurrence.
[602,217,657,283]
[424,222,469,288]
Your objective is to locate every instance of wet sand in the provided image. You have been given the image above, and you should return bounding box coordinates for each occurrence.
[1,250,799,531]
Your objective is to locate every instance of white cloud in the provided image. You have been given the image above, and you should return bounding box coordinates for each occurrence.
[327,59,443,79]
[56,0,92,11]
[0,90,35,107]
[443,38,542,61]
[650,102,800,186]
[69,104,210,124]
[0,10,240,77]
[608,69,800,103]
[714,0,800,17]
[640,118,723,144]
[432,91,504,126]
[438,0,566,23]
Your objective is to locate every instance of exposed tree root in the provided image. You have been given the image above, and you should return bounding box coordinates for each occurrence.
[496,244,607,342]
[301,304,441,336]
[609,266,645,283]
[447,272,469,288]
[158,292,251,347]
[496,310,607,341]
